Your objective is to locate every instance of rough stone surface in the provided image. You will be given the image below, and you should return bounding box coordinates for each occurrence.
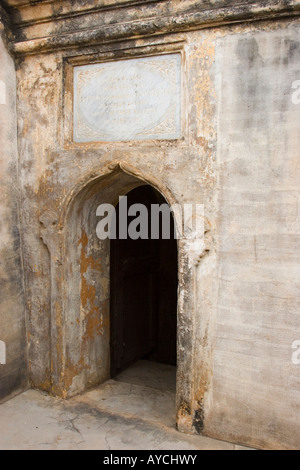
[0,0,299,451]
[206,24,300,450]
[0,32,27,403]
[3,1,300,55]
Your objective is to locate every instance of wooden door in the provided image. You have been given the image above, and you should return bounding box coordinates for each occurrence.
[110,185,177,377]
[110,186,159,376]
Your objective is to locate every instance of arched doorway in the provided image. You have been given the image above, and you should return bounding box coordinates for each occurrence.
[49,163,199,434]
[110,185,178,378]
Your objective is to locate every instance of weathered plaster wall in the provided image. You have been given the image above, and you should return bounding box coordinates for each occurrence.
[9,0,300,450]
[16,32,217,409]
[207,22,300,450]
[0,27,27,402]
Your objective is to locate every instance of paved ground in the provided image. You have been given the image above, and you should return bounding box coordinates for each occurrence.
[0,361,253,450]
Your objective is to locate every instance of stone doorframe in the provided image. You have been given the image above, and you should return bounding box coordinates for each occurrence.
[40,161,208,434]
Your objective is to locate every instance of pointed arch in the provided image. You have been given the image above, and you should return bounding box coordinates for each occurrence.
[58,162,181,233]
[45,161,197,433]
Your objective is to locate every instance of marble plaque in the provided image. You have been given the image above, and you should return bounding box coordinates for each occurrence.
[73,54,181,142]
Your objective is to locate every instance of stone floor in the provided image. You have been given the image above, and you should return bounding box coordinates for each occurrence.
[0,360,252,450]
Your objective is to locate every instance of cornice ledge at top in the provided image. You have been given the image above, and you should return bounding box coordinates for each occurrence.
[1,0,164,26]
[0,4,15,52]
[10,0,300,56]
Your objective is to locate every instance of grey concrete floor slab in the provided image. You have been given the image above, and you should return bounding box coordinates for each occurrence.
[114,360,177,393]
[0,361,253,450]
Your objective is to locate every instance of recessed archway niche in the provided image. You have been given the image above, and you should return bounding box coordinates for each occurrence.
[42,162,200,433]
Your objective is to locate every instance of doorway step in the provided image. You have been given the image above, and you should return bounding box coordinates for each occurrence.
[74,360,176,428]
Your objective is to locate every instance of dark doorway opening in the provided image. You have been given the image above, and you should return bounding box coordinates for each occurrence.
[110,185,178,378]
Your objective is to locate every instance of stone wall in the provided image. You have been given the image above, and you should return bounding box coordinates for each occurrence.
[208,22,300,450]
[0,23,27,402]
[1,0,300,450]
